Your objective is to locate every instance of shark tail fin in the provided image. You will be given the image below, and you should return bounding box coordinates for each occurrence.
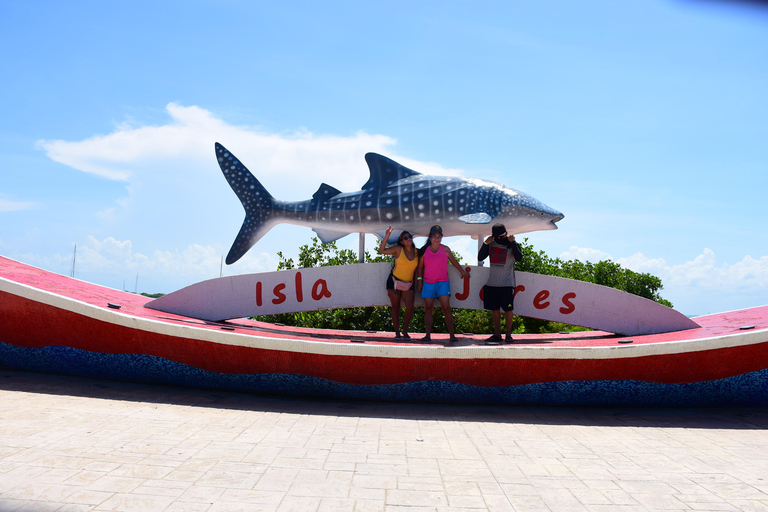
[215,143,280,265]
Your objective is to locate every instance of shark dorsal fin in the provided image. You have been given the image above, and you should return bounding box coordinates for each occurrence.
[312,183,342,200]
[362,153,421,190]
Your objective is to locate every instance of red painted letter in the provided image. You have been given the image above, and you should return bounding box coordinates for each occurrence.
[454,267,471,300]
[533,290,550,310]
[311,279,332,300]
[256,281,263,307]
[514,285,525,296]
[560,292,576,314]
[295,272,304,302]
[272,283,287,305]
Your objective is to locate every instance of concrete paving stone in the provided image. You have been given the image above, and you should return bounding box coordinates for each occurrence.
[82,475,145,494]
[288,469,351,498]
[615,479,678,495]
[177,484,227,503]
[196,468,263,489]
[272,455,328,470]
[354,462,409,476]
[445,493,487,508]
[317,497,356,511]
[61,489,113,506]
[527,476,588,491]
[539,487,589,511]
[106,462,175,479]
[601,488,639,506]
[700,481,768,499]
[96,492,176,512]
[348,486,386,501]
[163,501,212,512]
[353,498,386,511]
[381,506,437,512]
[2,482,79,503]
[352,474,398,490]
[275,495,321,511]
[56,503,99,512]
[569,487,614,506]
[9,500,66,512]
[32,467,83,484]
[502,493,550,512]
[684,501,740,511]
[585,505,646,512]
[577,478,621,491]
[253,466,300,491]
[218,488,286,506]
[728,500,768,512]
[205,502,271,512]
[438,459,493,479]
[386,489,447,507]
[326,451,368,464]
[132,478,191,497]
[163,468,206,481]
[396,475,444,491]
[482,494,516,512]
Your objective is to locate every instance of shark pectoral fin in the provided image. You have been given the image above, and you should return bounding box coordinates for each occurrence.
[312,228,352,244]
[312,183,342,200]
[458,213,493,224]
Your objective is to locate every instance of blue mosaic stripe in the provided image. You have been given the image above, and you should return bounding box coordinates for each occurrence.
[2,343,767,406]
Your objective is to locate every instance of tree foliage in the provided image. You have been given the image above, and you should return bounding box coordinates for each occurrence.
[515,238,672,308]
[253,237,672,334]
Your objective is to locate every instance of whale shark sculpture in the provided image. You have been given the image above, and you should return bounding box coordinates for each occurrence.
[216,142,564,265]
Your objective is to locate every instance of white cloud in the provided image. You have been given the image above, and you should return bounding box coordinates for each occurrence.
[69,235,277,279]
[614,249,768,291]
[0,198,35,212]
[36,103,461,200]
[559,246,612,263]
[21,235,279,292]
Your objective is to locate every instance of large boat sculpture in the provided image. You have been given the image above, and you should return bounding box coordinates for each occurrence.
[2,255,767,406]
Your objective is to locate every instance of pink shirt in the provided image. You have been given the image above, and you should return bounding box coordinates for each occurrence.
[423,245,449,284]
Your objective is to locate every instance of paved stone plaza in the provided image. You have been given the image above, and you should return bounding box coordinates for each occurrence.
[1,369,767,512]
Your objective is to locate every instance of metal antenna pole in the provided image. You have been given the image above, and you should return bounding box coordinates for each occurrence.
[358,233,365,263]
[477,237,484,266]
[71,244,77,277]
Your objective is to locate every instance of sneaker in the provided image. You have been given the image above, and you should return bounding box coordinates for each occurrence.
[485,335,502,345]
[402,332,411,340]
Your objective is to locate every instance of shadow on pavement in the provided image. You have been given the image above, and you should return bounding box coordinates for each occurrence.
[2,368,767,430]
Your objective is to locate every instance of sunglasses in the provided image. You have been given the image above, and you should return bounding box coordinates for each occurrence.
[400,234,412,241]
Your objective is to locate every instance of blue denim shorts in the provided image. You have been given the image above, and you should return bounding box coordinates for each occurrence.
[421,280,451,299]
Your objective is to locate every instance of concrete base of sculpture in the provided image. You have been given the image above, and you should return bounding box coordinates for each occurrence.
[3,255,768,406]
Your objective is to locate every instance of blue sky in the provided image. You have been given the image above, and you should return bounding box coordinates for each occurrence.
[1,0,766,316]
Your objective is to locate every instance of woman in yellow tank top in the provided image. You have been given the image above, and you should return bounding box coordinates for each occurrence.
[378,225,418,339]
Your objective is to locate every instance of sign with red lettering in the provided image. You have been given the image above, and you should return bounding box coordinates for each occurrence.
[147,263,698,335]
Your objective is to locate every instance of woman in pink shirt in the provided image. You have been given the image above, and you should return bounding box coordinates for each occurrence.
[416,225,469,342]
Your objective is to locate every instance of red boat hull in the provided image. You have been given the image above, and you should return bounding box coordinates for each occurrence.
[2,256,768,405]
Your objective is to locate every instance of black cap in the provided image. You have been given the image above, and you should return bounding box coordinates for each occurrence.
[492,224,507,238]
[428,225,443,237]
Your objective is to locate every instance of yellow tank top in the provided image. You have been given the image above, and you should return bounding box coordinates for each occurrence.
[392,247,419,281]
